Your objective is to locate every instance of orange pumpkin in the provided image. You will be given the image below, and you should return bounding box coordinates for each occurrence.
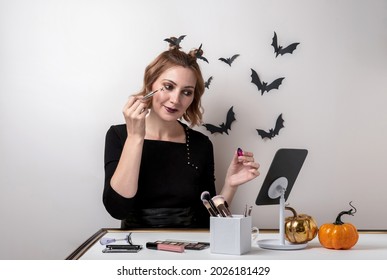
[318,202,359,250]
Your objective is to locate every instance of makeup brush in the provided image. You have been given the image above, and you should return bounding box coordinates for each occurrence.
[200,191,219,216]
[212,195,232,217]
[141,87,164,101]
[202,199,217,217]
[248,206,253,216]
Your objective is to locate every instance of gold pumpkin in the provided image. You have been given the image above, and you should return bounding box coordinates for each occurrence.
[285,206,318,244]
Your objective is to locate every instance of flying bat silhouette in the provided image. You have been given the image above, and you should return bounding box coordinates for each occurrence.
[203,106,236,135]
[271,32,300,57]
[164,35,186,49]
[256,114,285,140]
[195,43,209,63]
[250,69,284,95]
[219,54,240,66]
[204,76,213,89]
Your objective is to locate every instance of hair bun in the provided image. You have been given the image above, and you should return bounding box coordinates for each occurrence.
[164,35,186,50]
[190,44,208,63]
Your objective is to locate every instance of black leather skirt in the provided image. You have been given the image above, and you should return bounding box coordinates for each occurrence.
[121,207,197,229]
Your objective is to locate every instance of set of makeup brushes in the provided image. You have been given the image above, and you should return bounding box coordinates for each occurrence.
[201,191,254,218]
[201,191,232,217]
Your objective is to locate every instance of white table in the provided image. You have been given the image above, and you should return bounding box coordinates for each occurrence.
[67,229,387,260]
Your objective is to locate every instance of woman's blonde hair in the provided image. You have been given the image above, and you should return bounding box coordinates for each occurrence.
[136,45,205,126]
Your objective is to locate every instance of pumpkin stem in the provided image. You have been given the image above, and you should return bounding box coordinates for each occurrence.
[285,206,298,217]
[334,201,357,225]
[349,201,357,214]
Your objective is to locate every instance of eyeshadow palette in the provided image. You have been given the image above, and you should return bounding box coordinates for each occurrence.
[154,240,210,250]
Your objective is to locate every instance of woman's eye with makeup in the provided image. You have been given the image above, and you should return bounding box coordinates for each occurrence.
[182,90,193,96]
[163,84,173,91]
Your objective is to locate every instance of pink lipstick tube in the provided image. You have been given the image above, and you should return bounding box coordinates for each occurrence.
[146,242,185,253]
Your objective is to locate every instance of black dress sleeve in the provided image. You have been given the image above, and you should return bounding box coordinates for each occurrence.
[202,136,217,197]
[102,125,136,220]
[187,128,217,227]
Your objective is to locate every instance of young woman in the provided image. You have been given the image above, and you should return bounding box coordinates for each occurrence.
[103,43,260,229]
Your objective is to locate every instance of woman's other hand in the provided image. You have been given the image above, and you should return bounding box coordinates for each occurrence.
[225,149,260,188]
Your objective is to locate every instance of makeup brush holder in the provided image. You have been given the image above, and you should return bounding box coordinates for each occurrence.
[210,215,251,255]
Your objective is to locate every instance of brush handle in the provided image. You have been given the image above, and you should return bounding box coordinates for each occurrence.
[203,200,217,216]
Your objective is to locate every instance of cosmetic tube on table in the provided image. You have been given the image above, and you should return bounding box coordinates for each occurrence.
[146,242,185,253]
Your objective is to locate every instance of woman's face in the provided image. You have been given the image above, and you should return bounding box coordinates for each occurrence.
[150,66,196,122]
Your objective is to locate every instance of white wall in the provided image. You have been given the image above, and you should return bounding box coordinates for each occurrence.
[0,0,386,259]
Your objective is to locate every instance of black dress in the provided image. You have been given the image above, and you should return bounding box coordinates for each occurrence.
[103,122,217,229]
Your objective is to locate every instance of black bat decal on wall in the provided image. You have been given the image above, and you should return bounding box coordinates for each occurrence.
[204,76,213,89]
[256,114,285,140]
[203,106,236,135]
[271,32,300,57]
[164,35,186,49]
[219,54,240,66]
[250,69,284,95]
